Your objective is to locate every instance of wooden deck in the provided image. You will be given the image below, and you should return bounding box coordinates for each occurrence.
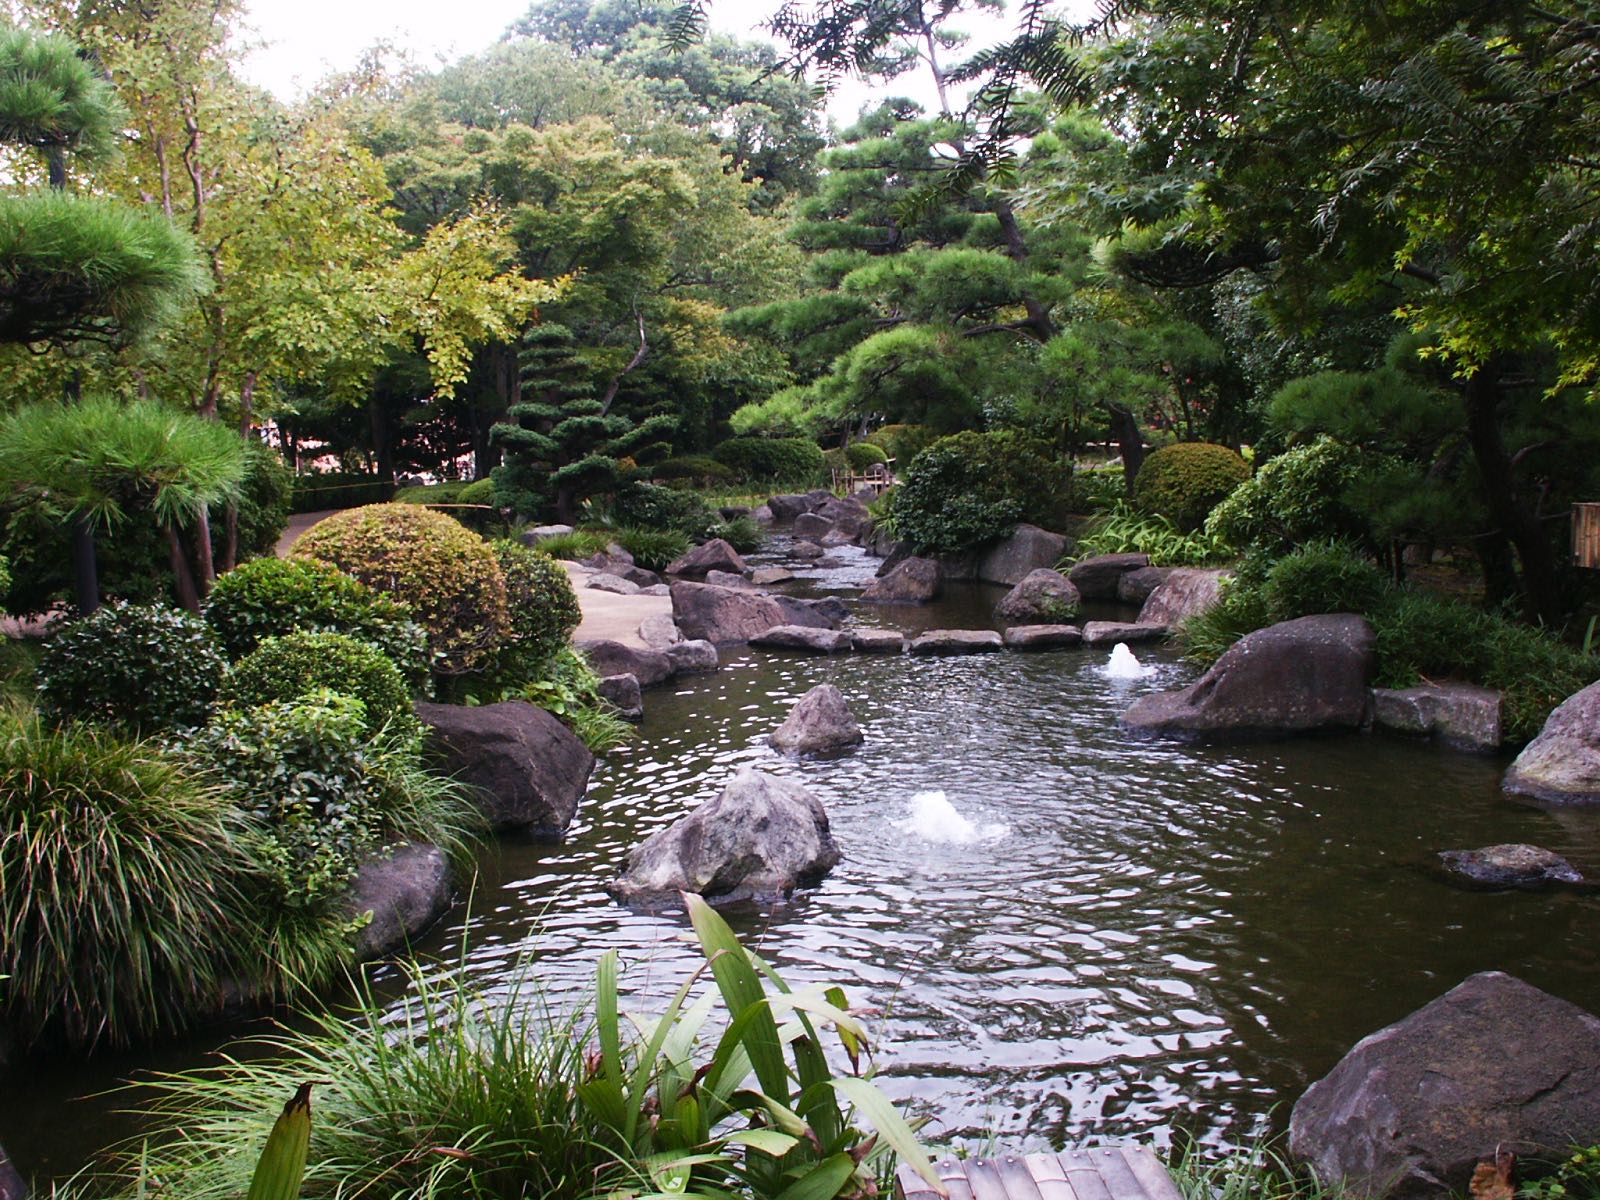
[897,1147,1186,1200]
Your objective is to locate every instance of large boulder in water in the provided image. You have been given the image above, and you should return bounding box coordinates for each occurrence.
[862,556,942,604]
[1289,972,1600,1198]
[1121,614,1376,742]
[793,512,834,540]
[577,638,674,687]
[671,581,789,645]
[994,568,1080,624]
[1503,680,1600,804]
[977,524,1071,586]
[665,537,747,579]
[815,495,872,537]
[1118,565,1174,605]
[609,767,842,908]
[767,493,812,521]
[770,683,863,755]
[416,700,593,835]
[1068,552,1150,600]
[345,842,453,962]
[1137,568,1228,629]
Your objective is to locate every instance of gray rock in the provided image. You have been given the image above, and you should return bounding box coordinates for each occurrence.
[0,1141,25,1200]
[862,556,942,604]
[751,625,852,653]
[803,489,834,509]
[788,595,849,625]
[752,505,775,524]
[346,842,453,961]
[909,629,1005,655]
[638,612,682,649]
[704,570,754,589]
[815,496,872,537]
[597,673,644,720]
[640,584,671,596]
[875,541,914,575]
[1122,614,1376,742]
[1082,621,1167,646]
[820,528,856,548]
[1372,683,1503,753]
[750,567,795,585]
[938,553,979,582]
[578,638,675,687]
[1289,972,1600,1198]
[609,767,841,908]
[671,581,790,645]
[1138,568,1229,628]
[770,683,863,755]
[416,700,593,835]
[1117,565,1174,605]
[852,629,906,654]
[1003,624,1083,650]
[791,540,825,560]
[666,639,719,675]
[619,565,662,588]
[581,542,635,571]
[1068,552,1151,601]
[1504,680,1600,804]
[719,505,751,520]
[977,524,1072,586]
[587,572,641,596]
[994,568,1081,624]
[793,512,835,540]
[766,494,812,521]
[666,537,747,579]
[863,526,904,559]
[520,523,574,546]
[1438,844,1583,889]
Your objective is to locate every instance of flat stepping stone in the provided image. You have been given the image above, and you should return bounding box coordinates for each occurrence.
[750,625,851,653]
[909,629,1004,655]
[851,629,906,653]
[1003,624,1082,649]
[1082,621,1166,647]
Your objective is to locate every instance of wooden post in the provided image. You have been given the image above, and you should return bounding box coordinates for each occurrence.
[1574,503,1600,568]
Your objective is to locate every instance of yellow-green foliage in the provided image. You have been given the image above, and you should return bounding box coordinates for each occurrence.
[291,505,510,677]
[1133,442,1251,531]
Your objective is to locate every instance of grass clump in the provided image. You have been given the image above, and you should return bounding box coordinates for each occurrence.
[1167,1139,1354,1200]
[611,525,690,571]
[1071,502,1235,566]
[532,529,611,562]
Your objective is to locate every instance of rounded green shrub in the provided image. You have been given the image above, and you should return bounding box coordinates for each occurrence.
[611,482,718,539]
[892,430,1069,557]
[0,709,249,1050]
[291,504,510,676]
[1206,437,1370,552]
[394,481,466,505]
[223,630,416,740]
[712,436,826,483]
[457,478,497,505]
[1260,542,1390,623]
[494,539,582,666]
[1132,442,1251,532]
[37,601,224,731]
[866,423,936,466]
[845,441,890,471]
[205,556,429,681]
[651,456,734,485]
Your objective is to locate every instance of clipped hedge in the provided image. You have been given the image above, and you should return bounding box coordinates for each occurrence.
[291,504,510,677]
[222,630,417,741]
[290,471,395,513]
[712,436,825,484]
[891,430,1069,557]
[1132,442,1251,532]
[493,539,582,670]
[611,482,718,539]
[845,441,890,471]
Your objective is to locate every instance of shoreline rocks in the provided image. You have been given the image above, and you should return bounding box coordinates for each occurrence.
[1504,679,1600,804]
[862,556,942,604]
[910,629,1004,655]
[994,568,1080,625]
[1371,683,1503,753]
[345,842,453,961]
[1137,568,1227,629]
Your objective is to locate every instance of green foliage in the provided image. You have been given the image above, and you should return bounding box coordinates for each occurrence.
[1167,1138,1354,1200]
[292,504,511,677]
[516,646,634,753]
[1072,502,1235,566]
[844,440,889,470]
[611,481,719,538]
[892,430,1069,557]
[1206,438,1372,553]
[1176,580,1273,667]
[290,471,395,513]
[456,477,497,506]
[865,423,936,466]
[0,707,248,1051]
[1072,463,1129,513]
[230,443,294,561]
[530,529,612,561]
[1132,442,1251,532]
[393,481,466,504]
[1521,1146,1600,1200]
[651,456,735,485]
[205,557,429,681]
[1260,543,1390,624]
[222,631,417,743]
[613,525,691,571]
[479,539,583,688]
[712,435,826,483]
[192,690,378,912]
[710,514,764,554]
[0,636,37,705]
[0,25,125,164]
[37,601,224,732]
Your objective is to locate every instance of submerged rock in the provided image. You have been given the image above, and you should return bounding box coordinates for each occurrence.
[1289,972,1600,1198]
[751,625,852,653]
[416,700,593,835]
[666,639,719,675]
[1438,843,1583,889]
[1121,614,1375,742]
[1003,624,1083,650]
[909,629,1004,655]
[1067,552,1150,601]
[862,556,942,604]
[1082,621,1166,647]
[1504,680,1600,804]
[852,629,906,654]
[994,568,1080,624]
[597,673,644,721]
[346,842,453,962]
[609,767,842,908]
[770,683,863,755]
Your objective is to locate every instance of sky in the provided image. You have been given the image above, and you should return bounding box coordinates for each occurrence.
[236,0,1028,123]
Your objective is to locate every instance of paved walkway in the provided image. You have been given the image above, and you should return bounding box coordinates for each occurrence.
[277,509,666,651]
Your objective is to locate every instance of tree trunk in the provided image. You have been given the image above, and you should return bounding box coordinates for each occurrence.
[1463,358,1563,624]
[192,508,216,593]
[1107,403,1144,494]
[368,396,396,482]
[70,516,99,615]
[165,525,202,613]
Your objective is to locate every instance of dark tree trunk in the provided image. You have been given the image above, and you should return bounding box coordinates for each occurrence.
[1463,358,1563,625]
[70,517,99,615]
[165,525,202,613]
[1107,403,1144,494]
[368,396,395,483]
[1473,529,1519,610]
[192,508,216,594]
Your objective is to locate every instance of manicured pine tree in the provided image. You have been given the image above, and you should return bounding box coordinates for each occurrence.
[490,323,675,523]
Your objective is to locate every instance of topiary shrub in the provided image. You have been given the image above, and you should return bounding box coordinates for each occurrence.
[891,431,1069,557]
[457,478,497,506]
[712,436,826,483]
[866,423,936,466]
[205,557,429,682]
[0,708,249,1051]
[1206,437,1371,552]
[394,481,465,505]
[492,539,582,669]
[37,601,225,731]
[611,482,718,539]
[651,456,734,485]
[291,504,510,677]
[1260,542,1391,623]
[1131,442,1251,532]
[222,630,417,741]
[844,441,890,471]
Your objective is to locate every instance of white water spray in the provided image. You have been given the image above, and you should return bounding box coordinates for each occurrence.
[899,791,1009,845]
[1104,642,1154,679]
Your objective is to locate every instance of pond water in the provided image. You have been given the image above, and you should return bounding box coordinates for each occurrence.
[9,550,1600,1177]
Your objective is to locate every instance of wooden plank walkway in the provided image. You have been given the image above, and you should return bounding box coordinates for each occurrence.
[897,1146,1185,1200]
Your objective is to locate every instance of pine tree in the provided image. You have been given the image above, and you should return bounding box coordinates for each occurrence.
[490,324,675,523]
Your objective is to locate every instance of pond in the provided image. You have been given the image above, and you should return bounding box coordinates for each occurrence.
[7,555,1600,1177]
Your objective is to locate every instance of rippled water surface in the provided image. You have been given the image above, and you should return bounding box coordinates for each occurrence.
[9,568,1600,1174]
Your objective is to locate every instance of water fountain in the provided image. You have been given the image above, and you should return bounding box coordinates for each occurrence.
[1104,641,1153,679]
[900,790,1009,845]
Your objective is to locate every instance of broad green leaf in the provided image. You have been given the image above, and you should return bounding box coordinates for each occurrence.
[831,1076,943,1193]
[726,1129,801,1157]
[772,1153,857,1200]
[686,893,788,1100]
[245,1084,312,1200]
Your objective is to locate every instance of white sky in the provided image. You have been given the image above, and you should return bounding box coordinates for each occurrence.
[236,0,1037,123]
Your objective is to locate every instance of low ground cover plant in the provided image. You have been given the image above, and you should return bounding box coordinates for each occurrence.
[1070,502,1235,566]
